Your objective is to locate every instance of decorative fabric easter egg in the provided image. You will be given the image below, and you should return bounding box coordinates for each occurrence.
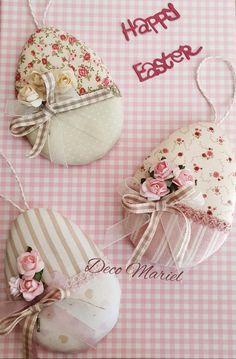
[11,27,123,165]
[4,208,121,354]
[119,58,236,271]
[128,121,236,268]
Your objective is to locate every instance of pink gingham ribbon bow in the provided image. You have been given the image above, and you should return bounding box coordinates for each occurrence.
[122,184,196,269]
[0,269,100,359]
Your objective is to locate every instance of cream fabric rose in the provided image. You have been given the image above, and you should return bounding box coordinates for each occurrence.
[17,85,43,107]
[54,68,77,94]
[9,276,21,297]
[28,71,46,100]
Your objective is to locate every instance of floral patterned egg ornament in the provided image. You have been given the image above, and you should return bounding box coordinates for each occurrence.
[11,27,123,165]
[120,58,236,270]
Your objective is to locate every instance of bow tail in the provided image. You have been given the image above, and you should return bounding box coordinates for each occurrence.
[27,121,50,158]
[126,211,162,274]
[0,310,28,335]
[0,307,39,359]
[23,313,39,359]
[170,208,192,268]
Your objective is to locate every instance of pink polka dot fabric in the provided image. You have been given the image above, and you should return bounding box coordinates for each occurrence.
[0,0,236,358]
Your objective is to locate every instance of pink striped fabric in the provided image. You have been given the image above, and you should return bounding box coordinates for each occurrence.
[130,212,229,268]
[0,0,236,358]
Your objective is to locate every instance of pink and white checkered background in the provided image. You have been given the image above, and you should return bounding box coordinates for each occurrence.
[0,0,236,358]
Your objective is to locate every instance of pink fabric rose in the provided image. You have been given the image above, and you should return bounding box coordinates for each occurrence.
[17,250,44,279]
[172,169,194,187]
[140,178,170,201]
[9,276,21,297]
[154,160,173,180]
[19,278,44,301]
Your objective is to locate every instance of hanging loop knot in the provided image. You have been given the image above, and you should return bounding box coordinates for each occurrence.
[122,184,196,270]
[9,71,114,159]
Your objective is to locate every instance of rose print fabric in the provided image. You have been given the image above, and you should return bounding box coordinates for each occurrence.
[13,26,123,165]
[134,121,236,225]
[16,27,120,97]
[127,121,236,268]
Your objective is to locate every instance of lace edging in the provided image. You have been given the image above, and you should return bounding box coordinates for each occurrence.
[64,257,110,290]
[175,204,231,232]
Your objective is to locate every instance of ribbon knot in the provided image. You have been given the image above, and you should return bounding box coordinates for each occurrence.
[10,71,115,159]
[30,302,43,315]
[43,103,57,116]
[155,200,167,212]
[122,184,196,270]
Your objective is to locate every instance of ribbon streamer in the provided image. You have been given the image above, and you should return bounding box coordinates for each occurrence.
[10,72,115,159]
[122,184,196,271]
[104,179,202,271]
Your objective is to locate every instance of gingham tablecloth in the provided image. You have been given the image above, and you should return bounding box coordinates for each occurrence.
[0,1,236,358]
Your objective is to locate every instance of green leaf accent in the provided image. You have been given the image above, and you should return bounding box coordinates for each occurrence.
[161,157,166,161]
[26,246,32,253]
[149,170,155,178]
[36,317,41,332]
[165,180,172,187]
[34,269,43,282]
[169,182,179,193]
[141,178,146,184]
[178,165,185,170]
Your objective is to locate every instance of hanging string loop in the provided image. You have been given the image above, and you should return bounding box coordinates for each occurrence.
[196,56,236,125]
[28,0,53,28]
[0,152,30,213]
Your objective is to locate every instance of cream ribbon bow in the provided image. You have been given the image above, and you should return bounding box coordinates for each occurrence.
[122,184,196,270]
[10,72,114,158]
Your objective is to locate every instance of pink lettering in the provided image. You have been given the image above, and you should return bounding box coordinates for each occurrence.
[133,44,203,82]
[121,19,138,41]
[121,3,181,41]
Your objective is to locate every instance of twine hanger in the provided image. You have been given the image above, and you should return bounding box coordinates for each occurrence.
[196,56,236,125]
[0,152,30,213]
[28,0,53,28]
